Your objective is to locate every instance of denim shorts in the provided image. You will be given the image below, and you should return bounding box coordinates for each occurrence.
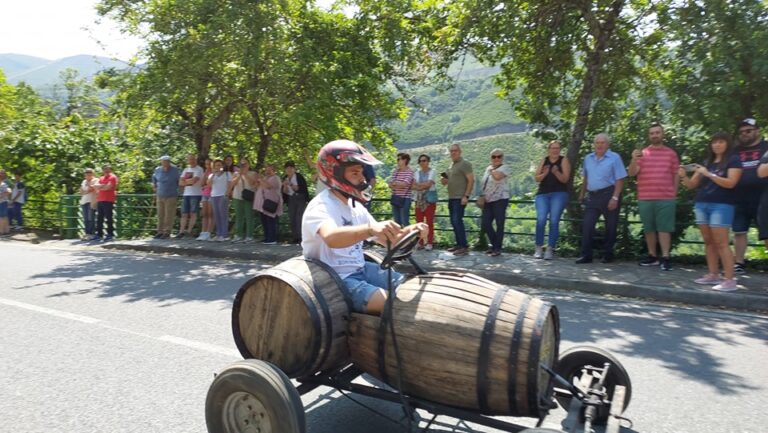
[342,262,405,313]
[694,202,735,228]
[182,195,202,214]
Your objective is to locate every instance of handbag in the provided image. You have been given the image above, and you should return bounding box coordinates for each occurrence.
[425,190,438,204]
[390,195,407,208]
[242,188,255,202]
[263,198,279,214]
[240,176,255,202]
[476,195,486,208]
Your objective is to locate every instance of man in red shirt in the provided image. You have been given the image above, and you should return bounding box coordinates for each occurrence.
[94,164,118,242]
[628,122,680,270]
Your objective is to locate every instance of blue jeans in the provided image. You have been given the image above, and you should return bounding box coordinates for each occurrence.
[481,198,509,251]
[448,198,468,248]
[343,262,404,312]
[391,196,411,227]
[535,192,569,248]
[81,204,96,235]
[8,202,23,227]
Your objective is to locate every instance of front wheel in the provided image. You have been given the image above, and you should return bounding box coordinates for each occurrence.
[554,346,632,425]
[205,360,306,433]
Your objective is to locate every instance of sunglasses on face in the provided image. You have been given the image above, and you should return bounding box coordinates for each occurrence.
[418,159,428,163]
[739,129,757,134]
[491,155,503,159]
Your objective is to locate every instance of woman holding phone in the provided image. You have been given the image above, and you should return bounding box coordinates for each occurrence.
[679,132,742,291]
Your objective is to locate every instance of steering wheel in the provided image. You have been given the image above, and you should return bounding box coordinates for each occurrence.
[380,230,421,269]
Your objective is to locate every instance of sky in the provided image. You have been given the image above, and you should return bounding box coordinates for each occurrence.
[0,0,143,60]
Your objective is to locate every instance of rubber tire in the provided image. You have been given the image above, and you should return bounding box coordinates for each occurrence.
[554,346,632,425]
[205,360,306,433]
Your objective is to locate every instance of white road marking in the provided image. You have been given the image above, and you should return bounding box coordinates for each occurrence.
[0,296,240,358]
[0,297,101,324]
[158,335,241,357]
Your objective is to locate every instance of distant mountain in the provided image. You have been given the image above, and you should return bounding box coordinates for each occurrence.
[0,54,51,78]
[0,53,129,95]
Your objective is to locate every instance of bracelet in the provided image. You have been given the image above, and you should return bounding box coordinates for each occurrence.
[611,196,619,201]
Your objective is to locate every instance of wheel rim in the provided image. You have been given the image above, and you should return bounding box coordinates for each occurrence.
[223,391,272,433]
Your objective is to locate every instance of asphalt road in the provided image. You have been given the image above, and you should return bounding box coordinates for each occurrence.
[1,241,766,433]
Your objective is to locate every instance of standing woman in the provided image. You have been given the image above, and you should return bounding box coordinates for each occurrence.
[412,154,437,250]
[229,157,257,242]
[679,132,742,291]
[207,159,233,241]
[479,149,512,256]
[196,158,215,241]
[79,168,99,240]
[533,140,571,259]
[253,164,283,245]
[388,153,414,227]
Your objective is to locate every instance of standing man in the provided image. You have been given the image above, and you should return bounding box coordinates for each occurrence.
[627,123,680,270]
[94,164,118,242]
[731,118,768,274]
[0,170,10,236]
[282,161,310,244]
[177,154,204,238]
[440,143,474,256]
[576,133,628,264]
[9,172,25,230]
[152,155,181,239]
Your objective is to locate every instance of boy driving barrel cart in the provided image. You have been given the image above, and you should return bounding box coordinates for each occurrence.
[302,140,428,315]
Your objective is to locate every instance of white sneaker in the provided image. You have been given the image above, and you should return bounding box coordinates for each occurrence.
[544,248,554,260]
[425,244,433,251]
[534,246,544,259]
[215,236,227,242]
[232,235,242,243]
[196,232,210,241]
[243,237,254,243]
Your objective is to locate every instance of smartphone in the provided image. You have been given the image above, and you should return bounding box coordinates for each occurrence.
[682,163,699,172]
[440,172,448,179]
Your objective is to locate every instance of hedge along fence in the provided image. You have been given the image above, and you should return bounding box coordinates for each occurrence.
[20,193,766,260]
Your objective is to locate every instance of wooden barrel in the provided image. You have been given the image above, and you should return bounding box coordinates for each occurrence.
[232,257,351,378]
[348,272,560,417]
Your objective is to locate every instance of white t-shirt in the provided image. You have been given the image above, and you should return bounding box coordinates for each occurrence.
[182,166,205,196]
[11,182,25,204]
[302,189,376,279]
[208,171,232,197]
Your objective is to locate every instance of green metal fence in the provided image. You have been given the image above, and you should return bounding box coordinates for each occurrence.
[17,194,765,257]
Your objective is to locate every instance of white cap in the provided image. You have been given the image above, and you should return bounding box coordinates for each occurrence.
[159,155,171,161]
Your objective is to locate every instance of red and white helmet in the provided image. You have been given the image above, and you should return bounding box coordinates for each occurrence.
[317,139,381,203]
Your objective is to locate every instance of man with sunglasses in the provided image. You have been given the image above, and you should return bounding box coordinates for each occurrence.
[732,118,768,274]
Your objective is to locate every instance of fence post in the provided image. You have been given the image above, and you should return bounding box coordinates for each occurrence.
[115,195,123,239]
[62,195,78,239]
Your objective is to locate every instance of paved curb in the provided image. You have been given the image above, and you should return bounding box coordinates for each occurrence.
[100,242,768,313]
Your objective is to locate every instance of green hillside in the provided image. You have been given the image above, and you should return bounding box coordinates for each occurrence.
[391,75,526,149]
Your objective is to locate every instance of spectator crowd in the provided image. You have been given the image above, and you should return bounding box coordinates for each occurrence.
[3,118,766,292]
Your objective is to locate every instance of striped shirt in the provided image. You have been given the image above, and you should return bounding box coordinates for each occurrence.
[636,145,679,200]
[390,169,414,197]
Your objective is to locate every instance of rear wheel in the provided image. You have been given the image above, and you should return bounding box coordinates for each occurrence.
[205,360,305,433]
[554,346,632,424]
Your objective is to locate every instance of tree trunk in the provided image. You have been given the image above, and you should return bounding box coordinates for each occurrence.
[566,0,626,186]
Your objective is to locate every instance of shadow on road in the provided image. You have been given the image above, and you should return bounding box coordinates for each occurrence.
[24,249,268,308]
